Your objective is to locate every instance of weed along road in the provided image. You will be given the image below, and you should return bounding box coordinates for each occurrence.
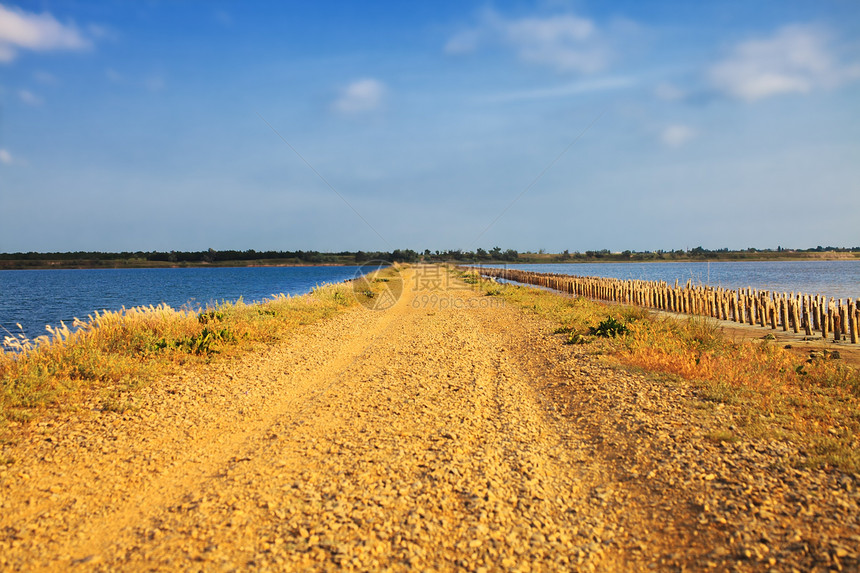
[1,266,858,571]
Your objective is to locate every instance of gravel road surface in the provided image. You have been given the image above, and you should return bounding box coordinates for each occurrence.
[1,266,857,571]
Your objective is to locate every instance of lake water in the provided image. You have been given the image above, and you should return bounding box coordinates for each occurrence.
[3,261,858,342]
[0,266,364,340]
[473,261,860,301]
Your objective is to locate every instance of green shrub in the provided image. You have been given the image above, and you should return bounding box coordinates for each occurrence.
[590,317,629,338]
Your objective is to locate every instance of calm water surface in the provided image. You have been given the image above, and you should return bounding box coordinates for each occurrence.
[476,261,860,301]
[0,266,363,340]
[3,262,858,341]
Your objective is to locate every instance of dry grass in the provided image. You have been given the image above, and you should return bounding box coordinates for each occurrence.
[466,269,860,472]
[1,267,400,425]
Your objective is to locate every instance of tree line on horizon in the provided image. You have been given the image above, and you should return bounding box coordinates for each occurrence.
[0,245,857,265]
[0,248,520,264]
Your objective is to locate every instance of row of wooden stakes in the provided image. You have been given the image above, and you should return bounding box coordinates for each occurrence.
[474,267,859,344]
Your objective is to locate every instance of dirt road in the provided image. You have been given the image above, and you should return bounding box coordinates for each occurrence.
[1,266,858,571]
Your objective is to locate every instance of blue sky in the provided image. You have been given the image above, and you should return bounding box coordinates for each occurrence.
[0,1,858,253]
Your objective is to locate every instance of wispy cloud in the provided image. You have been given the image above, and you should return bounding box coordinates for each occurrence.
[332,78,385,114]
[105,68,166,93]
[661,124,696,147]
[446,10,609,74]
[483,76,634,103]
[32,70,56,84]
[0,3,91,63]
[18,88,43,106]
[444,29,480,55]
[709,24,860,102]
[654,82,685,102]
[86,24,114,41]
[0,148,12,164]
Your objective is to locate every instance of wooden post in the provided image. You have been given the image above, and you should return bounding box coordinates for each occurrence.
[812,296,820,331]
[849,300,858,344]
[822,299,830,339]
[833,300,842,342]
[791,296,800,334]
[803,296,812,336]
[854,303,860,344]
[733,293,741,322]
[778,295,786,331]
[747,290,761,326]
[737,293,745,323]
[749,294,761,326]
[746,292,753,324]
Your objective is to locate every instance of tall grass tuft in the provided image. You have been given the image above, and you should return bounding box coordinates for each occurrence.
[0,271,389,423]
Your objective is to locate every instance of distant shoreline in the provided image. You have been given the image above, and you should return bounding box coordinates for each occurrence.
[0,249,857,270]
[482,254,860,265]
[491,252,860,265]
[2,253,858,270]
[0,261,357,271]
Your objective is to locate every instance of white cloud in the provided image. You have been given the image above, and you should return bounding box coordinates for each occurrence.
[446,11,608,74]
[0,148,12,164]
[18,89,43,106]
[333,79,385,114]
[504,15,599,72]
[661,125,696,147]
[0,3,91,63]
[709,25,860,102]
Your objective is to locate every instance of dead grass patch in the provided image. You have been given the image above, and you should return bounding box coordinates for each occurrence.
[470,270,860,472]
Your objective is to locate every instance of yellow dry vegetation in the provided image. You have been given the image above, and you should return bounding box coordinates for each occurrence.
[0,266,400,423]
[463,268,860,471]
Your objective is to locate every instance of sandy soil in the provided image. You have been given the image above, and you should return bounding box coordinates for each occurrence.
[0,265,857,571]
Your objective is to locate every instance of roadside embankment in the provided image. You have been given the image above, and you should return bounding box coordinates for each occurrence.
[0,265,857,571]
[474,266,860,345]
